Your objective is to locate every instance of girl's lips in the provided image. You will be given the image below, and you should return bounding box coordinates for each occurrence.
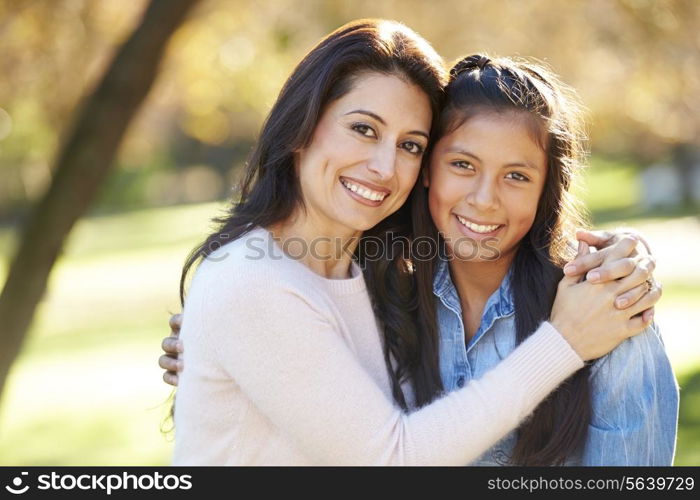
[454,214,504,239]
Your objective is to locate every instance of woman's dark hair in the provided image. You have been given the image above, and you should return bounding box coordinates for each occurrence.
[411,54,591,465]
[180,19,447,408]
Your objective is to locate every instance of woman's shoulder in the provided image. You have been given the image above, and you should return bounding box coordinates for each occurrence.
[184,227,341,327]
[194,227,293,285]
[190,226,331,304]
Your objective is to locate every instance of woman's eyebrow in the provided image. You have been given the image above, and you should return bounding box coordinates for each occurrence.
[346,109,385,124]
[345,109,429,140]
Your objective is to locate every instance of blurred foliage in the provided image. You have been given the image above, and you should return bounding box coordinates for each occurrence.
[0,0,697,465]
[0,0,698,218]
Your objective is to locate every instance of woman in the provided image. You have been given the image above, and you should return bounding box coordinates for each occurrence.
[167,20,660,465]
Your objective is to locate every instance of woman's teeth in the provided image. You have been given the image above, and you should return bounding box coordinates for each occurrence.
[341,179,387,202]
[456,215,500,234]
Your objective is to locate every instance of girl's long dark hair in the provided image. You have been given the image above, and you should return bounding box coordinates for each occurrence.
[412,54,591,465]
[180,19,446,409]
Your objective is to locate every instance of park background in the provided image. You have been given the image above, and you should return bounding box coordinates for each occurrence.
[0,0,698,465]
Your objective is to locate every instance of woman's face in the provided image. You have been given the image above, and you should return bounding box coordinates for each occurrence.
[295,72,432,235]
[425,112,547,263]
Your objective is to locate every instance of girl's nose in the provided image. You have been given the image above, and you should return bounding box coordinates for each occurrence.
[467,177,500,211]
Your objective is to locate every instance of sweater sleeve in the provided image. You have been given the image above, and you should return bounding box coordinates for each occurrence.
[201,265,583,465]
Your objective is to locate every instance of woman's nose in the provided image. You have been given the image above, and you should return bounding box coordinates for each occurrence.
[366,143,397,181]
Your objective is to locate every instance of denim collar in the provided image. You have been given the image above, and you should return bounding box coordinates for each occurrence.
[433,257,515,347]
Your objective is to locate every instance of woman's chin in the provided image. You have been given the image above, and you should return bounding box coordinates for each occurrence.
[338,213,387,232]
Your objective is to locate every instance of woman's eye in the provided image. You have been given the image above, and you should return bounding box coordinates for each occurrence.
[351,123,377,138]
[506,171,530,182]
[451,160,474,170]
[400,141,424,156]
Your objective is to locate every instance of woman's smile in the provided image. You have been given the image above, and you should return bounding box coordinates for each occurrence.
[339,176,391,206]
[295,72,431,234]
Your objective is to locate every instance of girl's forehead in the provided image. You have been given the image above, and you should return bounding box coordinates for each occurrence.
[436,109,548,152]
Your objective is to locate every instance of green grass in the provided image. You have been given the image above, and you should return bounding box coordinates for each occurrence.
[0,202,227,465]
[575,156,700,224]
[676,369,700,465]
[0,159,698,465]
[574,157,641,216]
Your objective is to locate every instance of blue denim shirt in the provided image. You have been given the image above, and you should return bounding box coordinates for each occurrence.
[433,258,680,465]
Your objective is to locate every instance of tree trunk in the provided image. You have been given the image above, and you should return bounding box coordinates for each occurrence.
[0,0,201,402]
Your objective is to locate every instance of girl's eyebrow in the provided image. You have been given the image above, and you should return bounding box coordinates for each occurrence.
[445,147,540,171]
[504,161,540,171]
[345,109,429,140]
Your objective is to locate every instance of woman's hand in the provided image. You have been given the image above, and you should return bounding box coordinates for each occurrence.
[159,313,183,386]
[551,239,661,361]
[564,229,659,323]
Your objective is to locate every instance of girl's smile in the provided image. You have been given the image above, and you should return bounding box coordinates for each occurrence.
[454,213,505,239]
[425,111,547,263]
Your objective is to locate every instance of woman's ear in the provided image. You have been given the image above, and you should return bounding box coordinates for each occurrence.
[421,167,430,188]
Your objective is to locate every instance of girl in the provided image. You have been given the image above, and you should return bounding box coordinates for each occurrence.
[413,54,677,465]
[166,20,661,465]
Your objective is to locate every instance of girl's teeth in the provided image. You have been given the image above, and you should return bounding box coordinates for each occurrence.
[456,215,500,233]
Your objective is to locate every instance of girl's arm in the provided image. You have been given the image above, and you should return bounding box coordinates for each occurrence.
[581,323,679,465]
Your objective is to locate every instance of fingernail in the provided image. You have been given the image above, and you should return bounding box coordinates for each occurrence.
[616,298,629,308]
[587,271,600,282]
[177,340,184,353]
[564,264,576,274]
[177,359,184,371]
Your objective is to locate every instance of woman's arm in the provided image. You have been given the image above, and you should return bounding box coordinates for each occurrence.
[191,269,578,465]
[160,231,661,384]
[175,251,657,465]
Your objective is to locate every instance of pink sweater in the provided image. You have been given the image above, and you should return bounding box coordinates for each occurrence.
[172,226,583,465]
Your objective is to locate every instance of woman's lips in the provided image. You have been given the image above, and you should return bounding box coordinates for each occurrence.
[340,177,390,206]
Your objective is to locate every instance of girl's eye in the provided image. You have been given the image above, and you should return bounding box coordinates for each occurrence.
[351,123,377,138]
[506,171,530,182]
[451,160,475,170]
[400,141,425,156]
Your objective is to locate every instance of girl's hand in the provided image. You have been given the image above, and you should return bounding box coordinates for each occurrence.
[550,241,661,361]
[159,313,183,386]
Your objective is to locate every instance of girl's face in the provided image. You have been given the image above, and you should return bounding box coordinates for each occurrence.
[425,112,547,263]
[295,72,431,235]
